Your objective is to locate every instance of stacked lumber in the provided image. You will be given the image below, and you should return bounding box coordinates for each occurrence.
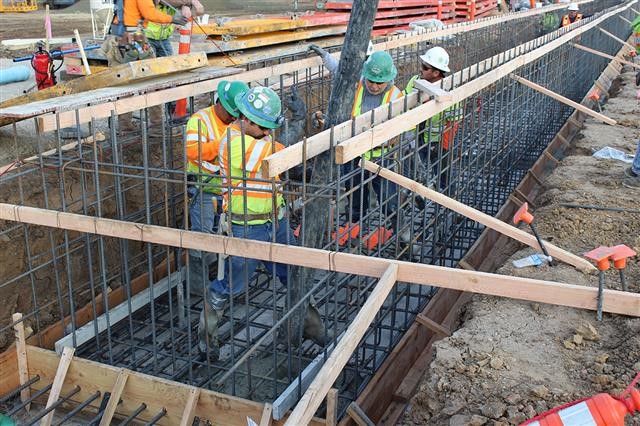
[454,0,498,21]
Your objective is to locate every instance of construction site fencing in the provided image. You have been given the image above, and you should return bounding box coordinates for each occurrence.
[0,0,636,422]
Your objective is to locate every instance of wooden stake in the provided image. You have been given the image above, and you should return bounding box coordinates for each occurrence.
[98,368,129,426]
[325,389,338,426]
[40,346,75,426]
[571,43,640,71]
[179,387,201,426]
[510,74,617,125]
[596,27,637,51]
[44,5,50,52]
[285,264,399,426]
[359,160,596,273]
[346,402,375,426]
[416,313,451,337]
[12,313,30,412]
[73,29,92,76]
[259,403,273,426]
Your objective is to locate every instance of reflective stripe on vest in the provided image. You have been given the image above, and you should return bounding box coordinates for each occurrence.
[218,125,283,223]
[144,4,175,40]
[351,81,402,159]
[185,107,225,194]
[561,14,583,27]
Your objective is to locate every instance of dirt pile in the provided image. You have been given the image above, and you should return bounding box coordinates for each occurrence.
[401,66,640,426]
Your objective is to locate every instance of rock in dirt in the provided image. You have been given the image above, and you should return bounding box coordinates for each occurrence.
[531,385,550,399]
[575,323,600,341]
[480,401,507,419]
[469,414,488,425]
[449,414,472,426]
[490,357,504,370]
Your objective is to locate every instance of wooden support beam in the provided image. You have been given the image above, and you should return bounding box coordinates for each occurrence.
[619,15,632,24]
[285,264,399,426]
[180,388,201,426]
[631,7,639,14]
[12,313,30,411]
[596,27,637,51]
[326,389,338,426]
[259,403,273,426]
[40,346,75,426]
[2,203,640,317]
[332,5,627,164]
[99,368,129,426]
[571,43,640,71]
[359,159,596,273]
[415,313,451,337]
[346,402,375,426]
[510,74,617,125]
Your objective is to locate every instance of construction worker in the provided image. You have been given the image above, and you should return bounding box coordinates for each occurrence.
[187,79,248,337]
[560,3,583,27]
[198,86,329,359]
[344,51,403,229]
[404,46,462,193]
[145,0,203,58]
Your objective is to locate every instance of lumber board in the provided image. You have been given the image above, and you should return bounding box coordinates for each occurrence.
[571,42,640,70]
[40,346,75,426]
[360,159,596,272]
[415,313,451,336]
[0,53,209,126]
[99,369,129,426]
[0,345,19,396]
[259,403,273,426]
[285,264,399,426]
[346,402,375,426]
[12,313,30,410]
[1,203,639,316]
[333,3,632,163]
[179,388,201,426]
[19,0,596,131]
[54,271,182,354]
[326,389,338,426]
[25,346,325,426]
[204,26,348,52]
[597,26,637,51]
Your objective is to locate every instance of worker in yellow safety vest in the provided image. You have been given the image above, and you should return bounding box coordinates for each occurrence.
[404,46,462,193]
[344,51,404,225]
[197,86,329,359]
[560,3,583,27]
[186,80,249,359]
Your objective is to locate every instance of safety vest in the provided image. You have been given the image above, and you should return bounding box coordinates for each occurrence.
[144,4,175,40]
[218,124,284,224]
[633,15,640,54]
[185,106,227,194]
[561,13,583,27]
[404,75,463,150]
[351,81,403,159]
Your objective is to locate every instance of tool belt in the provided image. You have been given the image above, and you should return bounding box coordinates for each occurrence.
[229,208,280,223]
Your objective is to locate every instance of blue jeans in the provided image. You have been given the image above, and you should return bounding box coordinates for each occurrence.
[189,188,222,259]
[148,38,173,57]
[210,217,297,298]
[633,140,640,175]
[342,158,398,223]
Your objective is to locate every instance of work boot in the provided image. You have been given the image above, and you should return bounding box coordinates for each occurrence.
[303,304,332,347]
[197,305,222,361]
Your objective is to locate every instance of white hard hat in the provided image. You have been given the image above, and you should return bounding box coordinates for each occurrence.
[366,41,375,57]
[419,46,450,73]
[567,2,579,10]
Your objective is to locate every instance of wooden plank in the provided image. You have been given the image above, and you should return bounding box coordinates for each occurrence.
[12,313,30,411]
[510,73,618,125]
[360,159,596,273]
[0,346,19,396]
[412,79,453,102]
[40,346,75,426]
[596,27,637,51]
[345,402,375,426]
[333,5,627,164]
[99,369,129,426]
[326,389,338,426]
[25,346,326,426]
[415,313,451,337]
[2,203,640,316]
[179,388,201,426]
[54,271,182,354]
[285,264,399,426]
[571,43,640,71]
[259,403,273,426]
[619,15,632,24]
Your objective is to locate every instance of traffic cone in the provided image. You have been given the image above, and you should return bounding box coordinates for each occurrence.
[174,21,192,119]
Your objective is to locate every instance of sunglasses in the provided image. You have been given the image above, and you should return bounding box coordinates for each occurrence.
[421,64,435,72]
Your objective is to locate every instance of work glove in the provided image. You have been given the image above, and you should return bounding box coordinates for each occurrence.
[285,86,307,121]
[308,44,327,57]
[172,11,189,26]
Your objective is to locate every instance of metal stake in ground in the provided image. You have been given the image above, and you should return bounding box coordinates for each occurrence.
[609,244,637,293]
[584,246,614,321]
[512,202,554,266]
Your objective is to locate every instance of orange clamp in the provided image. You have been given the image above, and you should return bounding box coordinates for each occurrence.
[587,90,601,102]
[332,223,361,246]
[609,244,637,270]
[363,226,393,251]
[584,246,615,271]
[513,202,534,225]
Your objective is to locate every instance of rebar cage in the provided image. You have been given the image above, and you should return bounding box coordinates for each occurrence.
[0,0,634,422]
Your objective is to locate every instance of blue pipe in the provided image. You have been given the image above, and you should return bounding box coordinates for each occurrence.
[12,45,101,63]
[0,66,31,85]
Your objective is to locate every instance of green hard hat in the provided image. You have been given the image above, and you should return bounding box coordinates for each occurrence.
[217,80,249,118]
[235,86,284,129]
[362,51,397,83]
